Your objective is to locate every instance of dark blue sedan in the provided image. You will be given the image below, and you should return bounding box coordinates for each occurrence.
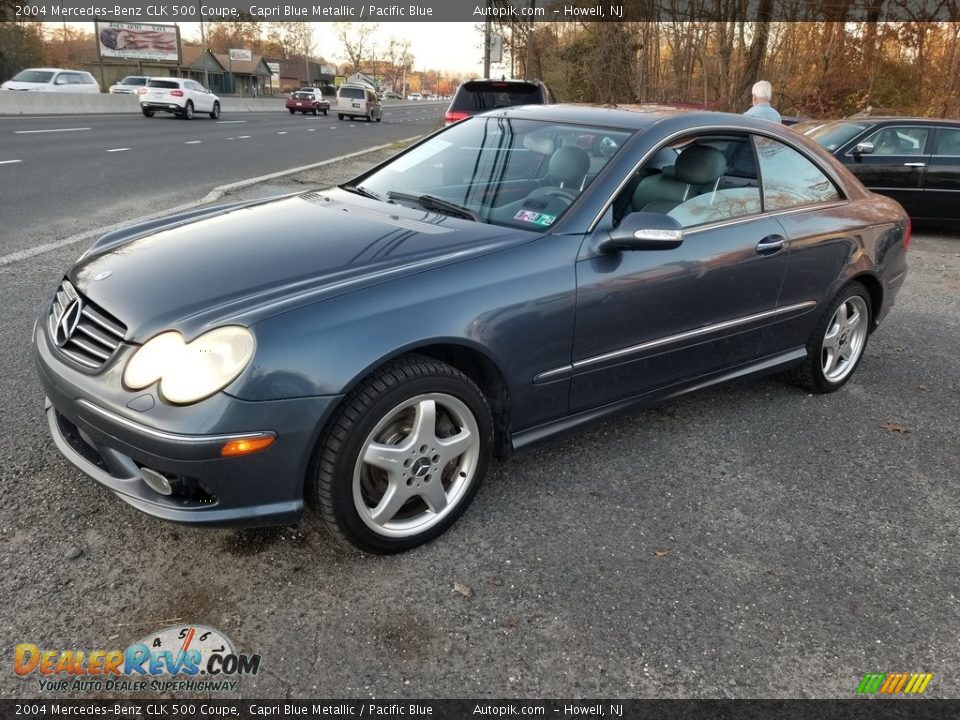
[35,105,910,552]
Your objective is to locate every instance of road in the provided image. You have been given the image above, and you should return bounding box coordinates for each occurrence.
[0,136,957,699]
[0,102,445,256]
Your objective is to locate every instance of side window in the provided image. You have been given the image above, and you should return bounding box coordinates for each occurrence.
[612,134,763,228]
[755,136,841,211]
[861,127,929,155]
[933,128,960,156]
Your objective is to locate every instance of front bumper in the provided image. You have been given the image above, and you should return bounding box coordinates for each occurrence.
[35,321,341,526]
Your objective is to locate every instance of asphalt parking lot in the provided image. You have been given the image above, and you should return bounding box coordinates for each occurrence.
[0,151,957,700]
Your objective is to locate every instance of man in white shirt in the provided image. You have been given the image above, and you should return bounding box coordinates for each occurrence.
[743,80,782,123]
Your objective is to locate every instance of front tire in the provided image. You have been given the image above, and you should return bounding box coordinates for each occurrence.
[786,281,872,393]
[312,356,493,553]
[209,101,220,119]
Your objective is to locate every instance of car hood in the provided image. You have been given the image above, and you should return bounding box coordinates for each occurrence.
[70,189,529,342]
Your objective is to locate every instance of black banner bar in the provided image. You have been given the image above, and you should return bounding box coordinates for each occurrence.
[2,700,960,720]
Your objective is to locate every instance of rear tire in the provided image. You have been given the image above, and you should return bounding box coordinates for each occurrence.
[141,108,154,117]
[312,106,318,115]
[338,113,344,120]
[209,101,220,120]
[181,101,194,120]
[311,356,493,554]
[785,281,872,394]
[288,108,296,115]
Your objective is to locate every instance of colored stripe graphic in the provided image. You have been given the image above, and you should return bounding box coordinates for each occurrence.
[858,672,932,694]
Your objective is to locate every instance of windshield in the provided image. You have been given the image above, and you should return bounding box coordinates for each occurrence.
[808,121,868,151]
[354,117,632,230]
[12,70,54,83]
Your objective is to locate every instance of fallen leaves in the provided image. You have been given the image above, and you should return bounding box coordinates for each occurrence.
[453,582,474,598]
[653,549,670,558]
[879,423,911,434]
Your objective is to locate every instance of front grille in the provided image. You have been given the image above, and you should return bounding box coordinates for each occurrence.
[47,279,126,370]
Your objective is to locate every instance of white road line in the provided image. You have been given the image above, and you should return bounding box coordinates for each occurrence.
[238,135,251,139]
[106,148,130,153]
[307,129,316,132]
[0,159,22,165]
[14,127,91,134]
[0,137,421,267]
[277,131,288,135]
[217,120,247,124]
[185,140,202,144]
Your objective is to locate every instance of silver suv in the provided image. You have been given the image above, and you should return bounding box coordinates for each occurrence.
[141,78,221,120]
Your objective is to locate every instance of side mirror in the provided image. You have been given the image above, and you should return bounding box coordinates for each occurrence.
[597,212,684,253]
[853,141,875,156]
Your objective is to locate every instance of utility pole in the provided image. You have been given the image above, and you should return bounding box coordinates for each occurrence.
[483,0,491,78]
[198,3,209,89]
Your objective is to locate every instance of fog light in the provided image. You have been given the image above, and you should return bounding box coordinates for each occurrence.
[141,467,173,496]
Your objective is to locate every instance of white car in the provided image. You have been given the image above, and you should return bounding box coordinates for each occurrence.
[140,78,220,120]
[407,92,422,101]
[1,68,100,93]
[109,75,151,95]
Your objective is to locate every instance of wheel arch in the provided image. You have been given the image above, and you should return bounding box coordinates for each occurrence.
[848,272,884,331]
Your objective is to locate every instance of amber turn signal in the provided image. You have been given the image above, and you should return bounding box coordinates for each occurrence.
[221,434,276,457]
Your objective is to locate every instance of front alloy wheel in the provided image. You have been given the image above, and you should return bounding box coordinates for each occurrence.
[312,356,493,553]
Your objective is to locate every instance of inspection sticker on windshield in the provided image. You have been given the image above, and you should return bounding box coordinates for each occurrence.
[514,210,557,226]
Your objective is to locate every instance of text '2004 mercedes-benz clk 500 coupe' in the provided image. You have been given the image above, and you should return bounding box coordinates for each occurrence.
[35,105,909,553]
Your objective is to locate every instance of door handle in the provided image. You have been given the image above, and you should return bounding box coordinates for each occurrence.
[756,234,786,256]
[904,162,926,167]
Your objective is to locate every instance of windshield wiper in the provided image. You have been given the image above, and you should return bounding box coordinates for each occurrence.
[386,191,480,222]
[340,184,383,201]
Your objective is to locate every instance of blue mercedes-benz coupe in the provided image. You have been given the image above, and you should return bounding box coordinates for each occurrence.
[35,105,909,552]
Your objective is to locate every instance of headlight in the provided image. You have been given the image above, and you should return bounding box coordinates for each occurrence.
[123,326,255,405]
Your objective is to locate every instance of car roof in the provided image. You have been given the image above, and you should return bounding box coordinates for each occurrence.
[835,116,959,124]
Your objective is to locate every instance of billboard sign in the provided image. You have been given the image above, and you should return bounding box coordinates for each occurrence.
[96,22,180,63]
[229,49,253,62]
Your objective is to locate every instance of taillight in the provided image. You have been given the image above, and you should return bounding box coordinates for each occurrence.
[444,111,469,125]
[137,87,147,95]
[902,216,911,250]
[170,89,184,97]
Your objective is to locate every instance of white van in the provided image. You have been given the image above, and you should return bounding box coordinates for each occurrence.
[336,84,382,122]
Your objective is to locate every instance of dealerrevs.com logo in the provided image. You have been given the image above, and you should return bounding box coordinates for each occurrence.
[15,625,261,693]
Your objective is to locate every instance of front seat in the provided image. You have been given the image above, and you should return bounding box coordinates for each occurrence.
[543,145,591,190]
[631,145,727,214]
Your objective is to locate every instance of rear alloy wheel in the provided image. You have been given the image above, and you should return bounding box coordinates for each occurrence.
[209,101,220,120]
[181,101,194,120]
[141,108,154,117]
[312,356,493,553]
[289,108,296,114]
[786,281,872,393]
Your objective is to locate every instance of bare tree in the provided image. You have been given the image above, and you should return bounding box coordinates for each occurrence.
[334,22,379,76]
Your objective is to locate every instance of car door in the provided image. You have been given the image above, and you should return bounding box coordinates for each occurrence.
[843,125,932,217]
[569,133,790,413]
[922,126,960,220]
[187,81,210,112]
[752,135,861,355]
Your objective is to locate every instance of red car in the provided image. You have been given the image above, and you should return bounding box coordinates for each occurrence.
[286,88,329,116]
